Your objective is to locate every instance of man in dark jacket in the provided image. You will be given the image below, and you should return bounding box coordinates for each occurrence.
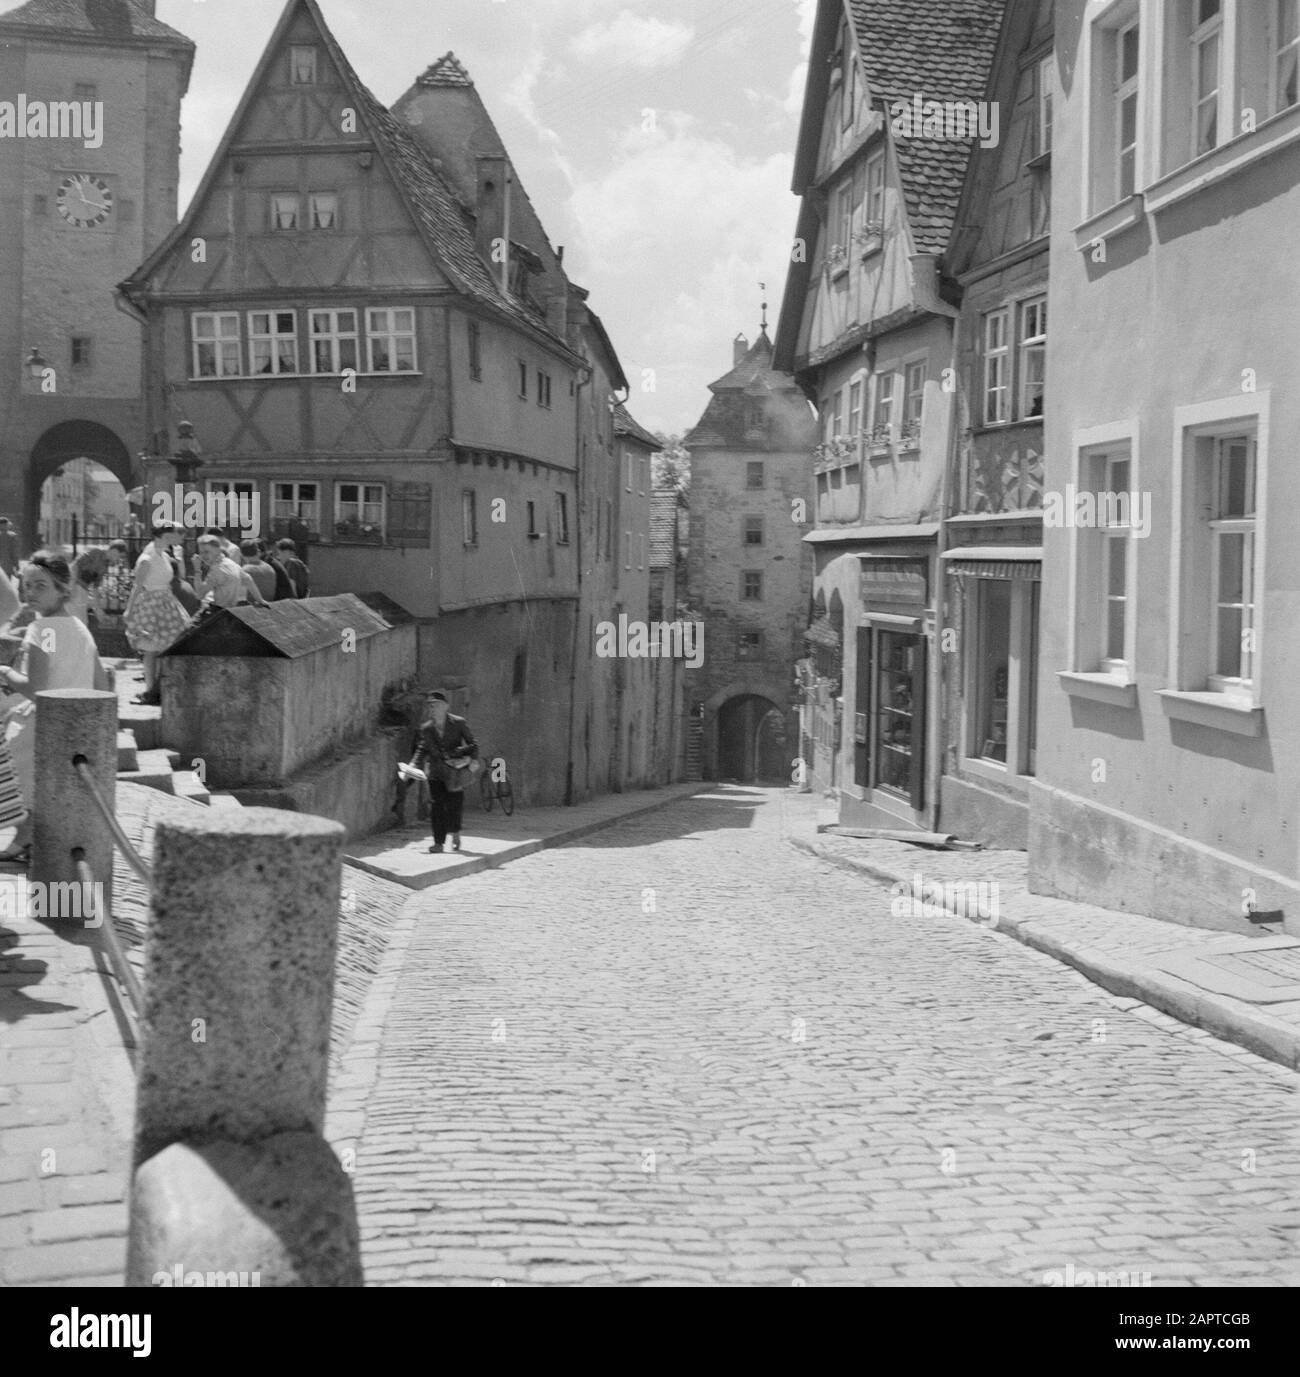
[260,541,296,601]
[276,539,310,598]
[408,691,478,854]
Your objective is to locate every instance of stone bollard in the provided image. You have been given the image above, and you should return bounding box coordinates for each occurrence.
[125,807,362,1287]
[32,689,118,924]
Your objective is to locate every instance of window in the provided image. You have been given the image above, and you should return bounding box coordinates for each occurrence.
[310,309,358,374]
[623,531,632,570]
[832,180,852,259]
[74,82,97,104]
[738,630,763,660]
[1038,54,1054,155]
[902,361,926,433]
[742,571,763,601]
[537,371,552,408]
[842,23,856,128]
[1209,436,1256,686]
[966,578,1038,777]
[309,193,338,230]
[1100,454,1132,671]
[273,482,319,533]
[639,458,647,496]
[746,461,765,490]
[1192,0,1223,156]
[335,483,385,539]
[1279,0,1300,111]
[290,46,318,85]
[1019,298,1047,419]
[366,308,416,372]
[512,651,527,696]
[468,319,481,381]
[462,490,477,546]
[873,371,895,438]
[555,492,570,545]
[1116,17,1141,196]
[270,194,299,231]
[625,455,634,492]
[70,337,91,368]
[847,380,864,440]
[983,309,1010,424]
[249,310,299,375]
[192,312,241,379]
[518,360,528,397]
[830,388,845,440]
[743,516,764,547]
[638,535,646,571]
[863,151,885,230]
[527,500,538,537]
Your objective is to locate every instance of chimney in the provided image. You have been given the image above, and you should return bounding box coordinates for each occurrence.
[135,1,158,15]
[474,155,510,286]
[733,333,749,366]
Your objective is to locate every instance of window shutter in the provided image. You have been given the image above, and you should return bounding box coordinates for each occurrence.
[387,481,432,548]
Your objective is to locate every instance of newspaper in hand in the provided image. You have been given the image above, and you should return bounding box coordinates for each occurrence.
[397,762,427,782]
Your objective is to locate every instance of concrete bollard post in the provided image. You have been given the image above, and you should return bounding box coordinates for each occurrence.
[32,689,118,924]
[125,807,362,1287]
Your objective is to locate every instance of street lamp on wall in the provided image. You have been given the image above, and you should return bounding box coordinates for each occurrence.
[170,420,203,485]
[25,347,47,380]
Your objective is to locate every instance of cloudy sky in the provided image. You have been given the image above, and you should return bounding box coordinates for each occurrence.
[16,0,820,437]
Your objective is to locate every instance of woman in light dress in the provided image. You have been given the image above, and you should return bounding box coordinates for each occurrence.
[0,552,108,865]
[123,524,191,706]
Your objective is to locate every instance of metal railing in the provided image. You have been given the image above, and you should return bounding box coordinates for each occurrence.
[71,752,150,1020]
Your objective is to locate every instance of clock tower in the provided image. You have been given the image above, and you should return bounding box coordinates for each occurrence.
[0,0,194,549]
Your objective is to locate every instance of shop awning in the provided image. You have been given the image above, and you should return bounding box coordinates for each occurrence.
[942,546,1042,581]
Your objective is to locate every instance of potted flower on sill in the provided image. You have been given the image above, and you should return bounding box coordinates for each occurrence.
[856,220,884,257]
[334,518,383,544]
[867,424,892,454]
[898,419,922,450]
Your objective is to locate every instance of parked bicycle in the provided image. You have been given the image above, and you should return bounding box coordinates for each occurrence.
[478,751,515,816]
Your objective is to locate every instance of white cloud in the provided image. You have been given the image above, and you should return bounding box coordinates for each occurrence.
[501,45,578,188]
[784,0,818,114]
[570,12,695,70]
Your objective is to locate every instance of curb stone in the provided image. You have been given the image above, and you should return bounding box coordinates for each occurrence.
[788,836,1300,1074]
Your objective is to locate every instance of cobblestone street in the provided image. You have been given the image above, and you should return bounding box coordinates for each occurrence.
[338,788,1300,1286]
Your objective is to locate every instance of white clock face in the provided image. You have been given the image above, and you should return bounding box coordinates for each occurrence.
[56,174,113,229]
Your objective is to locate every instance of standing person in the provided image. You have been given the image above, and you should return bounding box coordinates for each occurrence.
[69,547,110,626]
[261,540,295,601]
[124,525,191,706]
[195,533,263,609]
[276,539,310,598]
[103,540,132,617]
[240,541,277,603]
[408,691,478,854]
[0,552,107,863]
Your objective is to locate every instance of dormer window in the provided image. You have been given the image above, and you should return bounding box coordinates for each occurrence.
[290,46,318,86]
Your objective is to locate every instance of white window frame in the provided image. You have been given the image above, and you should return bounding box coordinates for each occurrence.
[1019,297,1048,420]
[1099,453,1133,674]
[623,531,632,570]
[272,482,319,534]
[873,369,896,438]
[309,309,358,375]
[847,378,864,440]
[270,194,300,232]
[1165,395,1268,727]
[191,311,241,380]
[248,310,299,376]
[1207,436,1256,691]
[902,359,926,431]
[830,387,845,440]
[1116,15,1141,199]
[366,308,417,373]
[983,309,1010,425]
[961,577,1039,786]
[335,481,386,539]
[1038,53,1054,155]
[309,192,338,230]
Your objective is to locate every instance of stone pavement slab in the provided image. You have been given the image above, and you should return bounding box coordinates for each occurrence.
[345,783,705,889]
[783,795,1300,1072]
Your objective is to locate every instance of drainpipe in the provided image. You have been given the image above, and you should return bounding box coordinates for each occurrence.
[564,356,595,806]
[911,252,960,832]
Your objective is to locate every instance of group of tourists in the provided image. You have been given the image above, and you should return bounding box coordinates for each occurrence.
[124,525,310,705]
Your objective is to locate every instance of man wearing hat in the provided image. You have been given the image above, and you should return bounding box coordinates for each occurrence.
[406,690,479,853]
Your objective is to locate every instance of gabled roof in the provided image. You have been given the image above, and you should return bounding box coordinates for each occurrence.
[613,403,660,452]
[685,328,811,449]
[706,328,776,391]
[846,0,1006,255]
[119,0,571,355]
[164,594,389,659]
[418,52,473,88]
[0,0,194,49]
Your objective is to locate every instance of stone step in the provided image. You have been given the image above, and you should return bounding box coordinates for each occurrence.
[118,702,162,752]
[206,792,245,810]
[172,770,211,806]
[163,749,182,771]
[117,750,177,795]
[116,730,138,773]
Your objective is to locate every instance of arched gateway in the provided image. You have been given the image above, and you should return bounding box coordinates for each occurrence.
[26,421,138,550]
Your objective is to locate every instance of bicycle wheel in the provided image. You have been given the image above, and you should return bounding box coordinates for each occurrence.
[497,777,515,817]
[479,767,495,813]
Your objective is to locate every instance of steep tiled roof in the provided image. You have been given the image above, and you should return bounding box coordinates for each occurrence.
[706,329,776,392]
[649,491,679,570]
[613,403,660,451]
[685,329,810,448]
[418,52,473,87]
[0,0,193,46]
[848,0,1005,254]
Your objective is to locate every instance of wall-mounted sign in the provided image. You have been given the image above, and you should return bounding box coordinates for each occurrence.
[860,558,928,607]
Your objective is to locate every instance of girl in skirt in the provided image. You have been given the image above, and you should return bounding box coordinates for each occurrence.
[123,524,191,706]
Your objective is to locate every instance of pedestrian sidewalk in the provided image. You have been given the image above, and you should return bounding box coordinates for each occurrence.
[782,793,1300,1074]
[0,874,135,1287]
[345,782,705,889]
